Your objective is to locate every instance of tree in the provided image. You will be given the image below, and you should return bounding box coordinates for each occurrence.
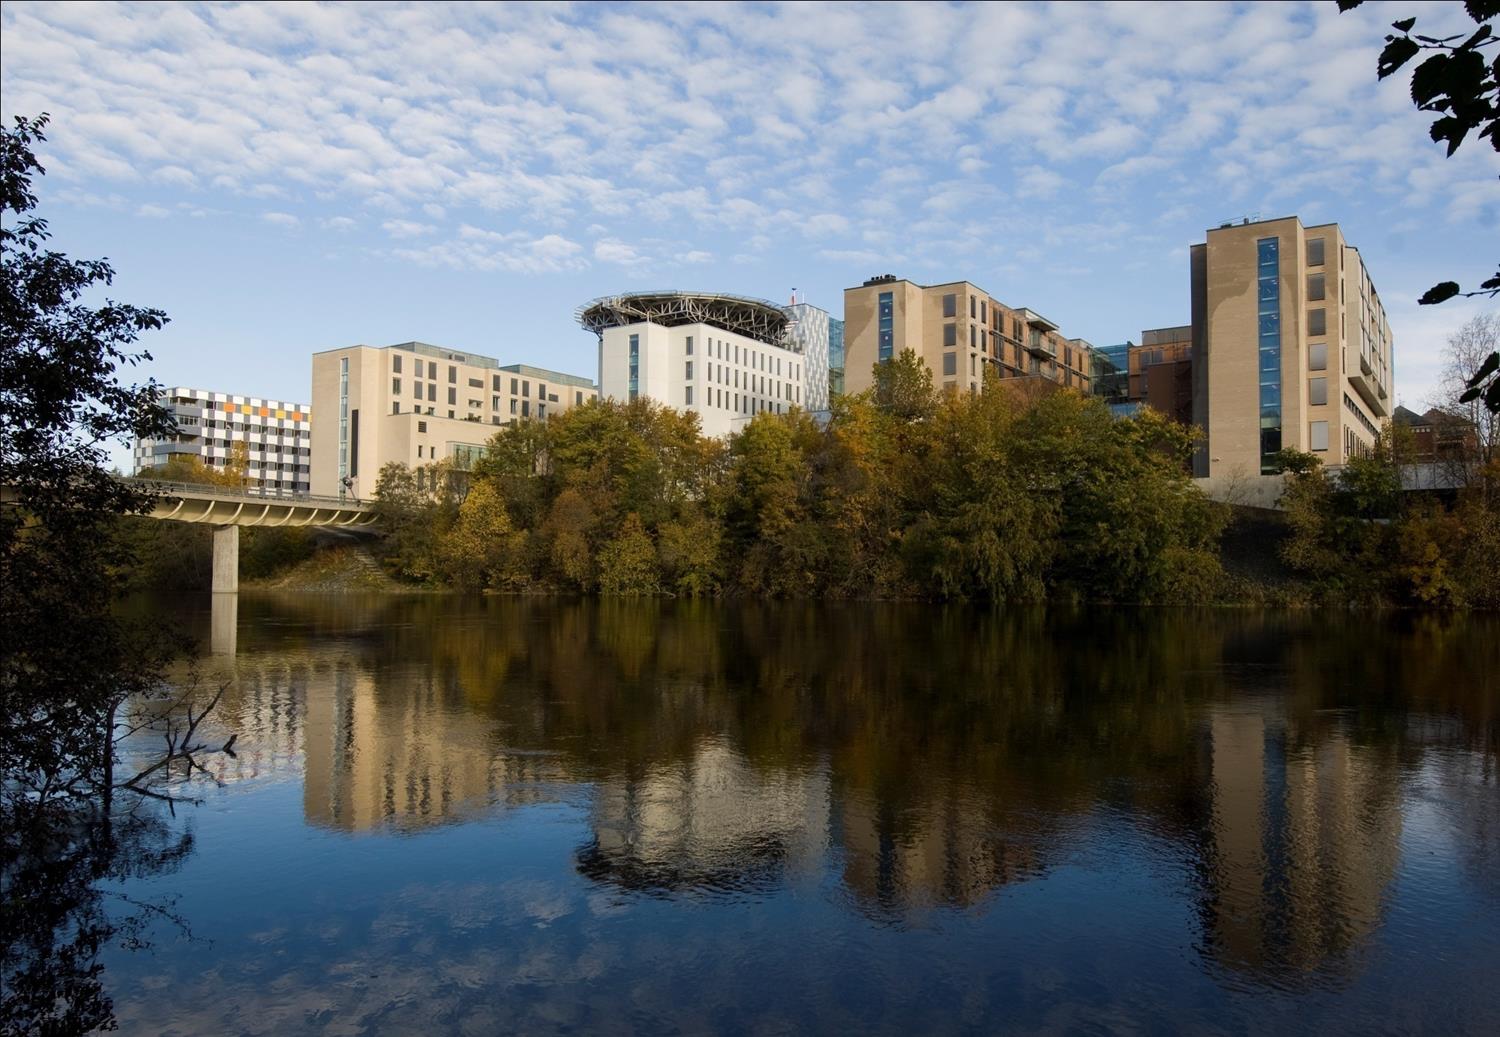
[1432,312,1500,471]
[1342,0,1500,414]
[1341,0,1499,305]
[1,113,180,821]
[2,114,232,1034]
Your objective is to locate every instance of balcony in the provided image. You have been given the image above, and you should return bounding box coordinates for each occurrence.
[1348,367,1388,418]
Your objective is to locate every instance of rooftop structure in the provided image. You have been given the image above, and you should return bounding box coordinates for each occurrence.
[577,291,793,348]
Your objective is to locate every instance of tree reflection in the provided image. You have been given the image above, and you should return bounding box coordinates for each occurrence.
[168,594,1499,985]
[0,809,195,1035]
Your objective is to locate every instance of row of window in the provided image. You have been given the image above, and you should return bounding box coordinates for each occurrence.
[689,386,792,416]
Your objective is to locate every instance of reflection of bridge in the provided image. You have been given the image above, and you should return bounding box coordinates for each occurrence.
[134,480,376,592]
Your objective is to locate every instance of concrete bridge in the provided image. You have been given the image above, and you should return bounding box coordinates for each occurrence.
[135,480,377,593]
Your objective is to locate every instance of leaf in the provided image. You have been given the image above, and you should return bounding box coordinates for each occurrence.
[1390,14,1414,30]
[1481,272,1500,291]
[1410,53,1449,106]
[1463,351,1499,388]
[1463,1,1500,20]
[1337,0,1366,11]
[1419,281,1461,305]
[1429,115,1471,155]
[1378,35,1421,79]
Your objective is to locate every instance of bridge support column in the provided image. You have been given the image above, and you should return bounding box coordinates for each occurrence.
[212,524,239,594]
[210,592,238,656]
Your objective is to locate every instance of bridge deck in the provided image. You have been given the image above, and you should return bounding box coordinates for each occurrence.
[135,480,377,528]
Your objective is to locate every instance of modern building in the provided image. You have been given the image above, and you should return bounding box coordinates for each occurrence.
[577,291,814,439]
[842,276,1094,396]
[131,386,311,495]
[784,294,842,411]
[1093,326,1194,424]
[310,341,597,498]
[1191,216,1393,482]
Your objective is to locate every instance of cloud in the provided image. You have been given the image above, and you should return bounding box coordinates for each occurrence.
[261,211,299,228]
[381,218,435,238]
[594,238,645,266]
[136,202,170,218]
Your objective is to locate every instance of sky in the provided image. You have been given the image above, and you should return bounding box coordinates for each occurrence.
[2,0,1497,469]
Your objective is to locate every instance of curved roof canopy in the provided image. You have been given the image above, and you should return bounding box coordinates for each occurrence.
[576,290,793,349]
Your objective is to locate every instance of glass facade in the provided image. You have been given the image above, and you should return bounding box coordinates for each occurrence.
[1093,342,1130,403]
[828,318,845,397]
[628,334,639,400]
[877,292,893,362]
[1257,237,1282,472]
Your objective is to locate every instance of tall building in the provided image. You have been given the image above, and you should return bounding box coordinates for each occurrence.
[842,276,1094,396]
[577,291,813,438]
[784,295,841,412]
[131,386,311,495]
[309,341,597,498]
[1192,217,1393,481]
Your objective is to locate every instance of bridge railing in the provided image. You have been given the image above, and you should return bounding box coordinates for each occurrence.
[124,477,372,509]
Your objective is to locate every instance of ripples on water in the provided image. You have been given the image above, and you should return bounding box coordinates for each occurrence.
[90,595,1500,1035]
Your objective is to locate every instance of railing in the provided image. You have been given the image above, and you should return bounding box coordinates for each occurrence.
[124,477,370,509]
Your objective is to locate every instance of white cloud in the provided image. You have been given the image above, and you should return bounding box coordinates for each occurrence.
[261,211,299,228]
[136,202,170,218]
[381,218,435,238]
[594,238,644,266]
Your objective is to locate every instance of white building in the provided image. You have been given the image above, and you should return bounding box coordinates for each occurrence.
[577,291,818,439]
[131,386,311,495]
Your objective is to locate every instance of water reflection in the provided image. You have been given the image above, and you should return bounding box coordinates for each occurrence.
[158,596,1497,1003]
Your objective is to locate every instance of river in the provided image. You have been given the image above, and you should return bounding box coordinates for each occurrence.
[89,594,1500,1034]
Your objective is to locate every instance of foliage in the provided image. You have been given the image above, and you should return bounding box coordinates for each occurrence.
[1341,0,1499,309]
[371,366,1231,604]
[1,113,178,821]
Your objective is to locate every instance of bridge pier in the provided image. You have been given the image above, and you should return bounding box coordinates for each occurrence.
[212,524,239,594]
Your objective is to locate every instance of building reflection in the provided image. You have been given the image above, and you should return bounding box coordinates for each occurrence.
[1203,704,1402,981]
[164,594,1499,987]
[577,743,829,894]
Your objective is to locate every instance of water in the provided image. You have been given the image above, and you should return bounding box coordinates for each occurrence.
[94,595,1499,1034]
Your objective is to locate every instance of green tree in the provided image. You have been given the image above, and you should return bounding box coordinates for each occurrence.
[597,512,659,595]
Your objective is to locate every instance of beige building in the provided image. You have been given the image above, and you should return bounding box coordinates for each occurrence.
[1191,217,1392,481]
[310,341,597,498]
[842,276,1093,396]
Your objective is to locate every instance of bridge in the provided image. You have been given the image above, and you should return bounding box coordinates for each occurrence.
[133,480,377,593]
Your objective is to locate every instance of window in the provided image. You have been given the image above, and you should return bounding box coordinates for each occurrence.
[510,377,519,394]
[1310,420,1329,452]
[686,336,694,355]
[878,291,894,361]
[468,377,482,388]
[1309,342,1327,371]
[1307,274,1325,301]
[1307,308,1326,336]
[427,361,436,380]
[943,293,956,318]
[970,295,976,318]
[686,361,694,381]
[392,378,401,396]
[522,381,530,398]
[980,300,987,323]
[540,384,548,400]
[576,391,583,405]
[1309,376,1328,406]
[628,334,639,400]
[492,396,500,410]
[1257,237,1283,473]
[522,400,530,417]
[393,354,402,374]
[686,386,694,406]
[493,374,502,391]
[970,326,976,348]
[392,402,400,414]
[510,399,518,415]
[943,352,957,376]
[448,366,457,384]
[427,383,436,402]
[448,387,457,405]
[943,323,957,347]
[1307,238,1325,266]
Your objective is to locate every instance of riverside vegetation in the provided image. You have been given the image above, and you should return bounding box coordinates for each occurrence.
[346,351,1497,608]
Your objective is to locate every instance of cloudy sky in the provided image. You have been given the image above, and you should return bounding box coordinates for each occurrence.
[3,0,1496,458]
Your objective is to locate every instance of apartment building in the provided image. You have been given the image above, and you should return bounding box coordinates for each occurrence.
[309,341,598,498]
[131,386,311,494]
[1192,216,1393,481]
[578,291,814,439]
[1093,326,1194,425]
[842,276,1094,395]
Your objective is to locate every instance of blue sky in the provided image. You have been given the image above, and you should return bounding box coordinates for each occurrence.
[3,0,1496,468]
